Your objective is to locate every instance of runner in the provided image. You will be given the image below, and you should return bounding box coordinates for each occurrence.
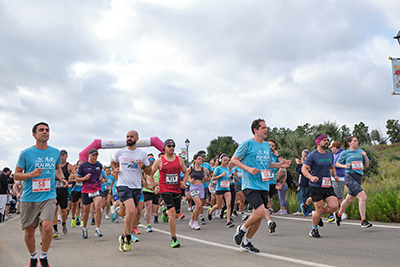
[101,167,116,220]
[152,139,188,248]
[110,130,152,252]
[70,160,83,227]
[302,134,340,238]
[76,148,105,239]
[14,122,68,267]
[335,136,372,228]
[232,166,248,221]
[143,158,159,232]
[232,119,291,253]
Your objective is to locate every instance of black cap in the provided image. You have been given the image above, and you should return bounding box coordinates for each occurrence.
[60,150,68,155]
[88,148,99,155]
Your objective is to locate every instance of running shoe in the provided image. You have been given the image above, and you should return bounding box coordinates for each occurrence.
[105,215,110,220]
[309,228,321,238]
[82,229,88,239]
[58,215,61,222]
[91,218,95,225]
[171,239,180,248]
[241,214,249,221]
[187,206,192,212]
[133,228,141,234]
[101,208,104,214]
[361,219,373,228]
[268,208,274,214]
[226,220,235,228]
[29,258,38,267]
[293,211,302,216]
[193,221,201,230]
[39,257,50,267]
[131,232,139,242]
[95,229,103,237]
[200,217,206,225]
[232,211,238,217]
[334,212,341,226]
[4,215,9,220]
[241,242,259,253]
[233,225,245,245]
[318,218,324,227]
[189,220,194,228]
[179,212,185,220]
[154,215,159,224]
[342,213,348,220]
[119,235,126,252]
[62,224,68,235]
[111,207,120,223]
[123,236,132,251]
[53,230,59,239]
[208,211,212,221]
[76,217,80,226]
[146,225,153,232]
[327,214,335,223]
[161,207,168,223]
[268,221,277,233]
[300,203,308,217]
[71,218,76,228]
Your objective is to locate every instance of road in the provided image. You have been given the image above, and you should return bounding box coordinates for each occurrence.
[1,204,399,267]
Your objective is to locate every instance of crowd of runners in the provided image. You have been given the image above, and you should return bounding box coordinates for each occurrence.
[0,119,374,266]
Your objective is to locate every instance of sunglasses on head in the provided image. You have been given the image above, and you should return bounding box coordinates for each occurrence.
[167,145,175,148]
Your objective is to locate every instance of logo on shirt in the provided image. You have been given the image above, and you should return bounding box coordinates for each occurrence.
[256,150,270,162]
[34,156,56,169]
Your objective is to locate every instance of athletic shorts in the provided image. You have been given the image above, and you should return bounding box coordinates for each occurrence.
[216,190,229,196]
[144,192,160,205]
[71,191,82,203]
[117,186,141,207]
[309,186,336,203]
[234,184,242,193]
[345,173,364,197]
[332,180,345,199]
[160,192,181,213]
[101,190,111,198]
[269,183,277,198]
[20,198,56,230]
[189,184,204,199]
[243,189,269,210]
[82,190,102,205]
[55,188,69,209]
[6,195,12,205]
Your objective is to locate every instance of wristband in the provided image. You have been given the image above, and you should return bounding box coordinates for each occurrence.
[141,164,147,170]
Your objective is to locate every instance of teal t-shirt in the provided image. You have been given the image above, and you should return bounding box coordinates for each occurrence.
[234,139,272,191]
[16,146,61,202]
[337,148,369,175]
[214,166,230,191]
[232,166,242,185]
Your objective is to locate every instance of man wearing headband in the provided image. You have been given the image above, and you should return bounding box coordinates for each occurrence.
[302,134,339,238]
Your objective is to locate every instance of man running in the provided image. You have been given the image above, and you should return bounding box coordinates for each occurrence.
[152,139,188,248]
[232,119,291,253]
[110,130,152,252]
[14,122,68,267]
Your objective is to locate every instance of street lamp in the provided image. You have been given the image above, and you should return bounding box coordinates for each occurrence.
[185,138,190,164]
[394,30,400,45]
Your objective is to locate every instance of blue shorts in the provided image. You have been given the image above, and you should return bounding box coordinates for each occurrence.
[345,173,363,197]
[117,186,142,207]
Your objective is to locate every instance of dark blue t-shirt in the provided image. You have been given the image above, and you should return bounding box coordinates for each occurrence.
[303,150,333,188]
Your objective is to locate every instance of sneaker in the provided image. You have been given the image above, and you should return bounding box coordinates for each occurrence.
[131,232,139,242]
[187,206,192,212]
[146,225,153,232]
[161,207,168,223]
[293,211,302,216]
[76,217,80,226]
[268,221,277,233]
[318,218,324,227]
[232,211,238,217]
[309,228,321,238]
[71,218,76,228]
[193,221,201,230]
[179,212,185,220]
[53,230,59,239]
[39,257,50,267]
[105,215,110,220]
[327,214,335,223]
[226,220,235,228]
[189,220,194,228]
[101,208,104,214]
[208,211,212,221]
[342,213,348,220]
[334,212,341,226]
[29,258,38,267]
[200,217,206,225]
[241,242,260,253]
[171,239,180,248]
[119,235,126,252]
[133,228,141,235]
[233,225,245,245]
[268,208,274,214]
[62,224,68,235]
[276,210,283,215]
[361,219,373,228]
[300,203,308,217]
[91,218,95,225]
[58,215,61,222]
[123,236,132,251]
[154,215,159,224]
[111,207,120,222]
[4,215,9,221]
[95,229,103,237]
[82,229,88,239]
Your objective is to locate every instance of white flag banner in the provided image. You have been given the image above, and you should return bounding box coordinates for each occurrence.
[390,57,400,95]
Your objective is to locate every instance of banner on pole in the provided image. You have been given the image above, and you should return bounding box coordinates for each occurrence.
[389,57,400,95]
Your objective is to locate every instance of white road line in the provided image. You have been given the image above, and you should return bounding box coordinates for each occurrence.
[140,226,335,267]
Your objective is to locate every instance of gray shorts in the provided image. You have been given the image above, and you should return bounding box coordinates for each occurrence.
[234,184,242,193]
[20,198,56,230]
[332,180,345,199]
[345,173,363,197]
[189,184,204,199]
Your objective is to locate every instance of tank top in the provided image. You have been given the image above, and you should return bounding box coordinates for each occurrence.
[190,166,204,181]
[159,155,181,194]
[57,162,70,189]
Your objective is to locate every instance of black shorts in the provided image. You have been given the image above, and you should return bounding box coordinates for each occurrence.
[144,192,160,205]
[268,184,277,198]
[117,186,142,207]
[71,191,82,203]
[56,188,69,209]
[309,186,337,202]
[216,190,229,196]
[243,189,269,210]
[82,190,102,205]
[101,190,111,198]
[161,192,181,213]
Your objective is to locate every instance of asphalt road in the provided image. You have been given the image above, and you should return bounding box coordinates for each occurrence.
[1,204,400,267]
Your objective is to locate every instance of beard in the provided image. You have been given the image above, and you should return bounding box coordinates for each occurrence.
[126,139,137,146]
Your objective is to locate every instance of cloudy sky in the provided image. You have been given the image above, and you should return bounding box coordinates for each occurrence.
[1,0,400,169]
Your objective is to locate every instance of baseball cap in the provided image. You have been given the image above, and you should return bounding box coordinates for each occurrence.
[164,139,175,147]
[88,148,99,155]
[60,150,68,155]
[329,141,340,148]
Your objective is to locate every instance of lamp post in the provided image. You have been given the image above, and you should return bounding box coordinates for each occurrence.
[185,138,190,165]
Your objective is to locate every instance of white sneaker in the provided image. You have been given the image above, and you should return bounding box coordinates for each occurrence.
[293,211,302,216]
[189,220,194,228]
[187,206,192,212]
[342,213,348,220]
[192,221,200,230]
[105,215,110,220]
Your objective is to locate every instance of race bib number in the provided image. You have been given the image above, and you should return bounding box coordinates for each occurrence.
[220,180,230,188]
[352,161,363,170]
[32,178,51,192]
[104,184,111,191]
[190,189,200,198]
[321,177,331,188]
[166,174,178,184]
[56,180,63,188]
[237,172,242,178]
[261,169,273,182]
[75,182,83,187]
[88,191,101,198]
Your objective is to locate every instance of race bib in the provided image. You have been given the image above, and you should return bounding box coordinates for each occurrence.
[321,177,331,188]
[32,178,51,192]
[220,180,230,188]
[88,190,101,198]
[352,161,363,170]
[261,169,273,182]
[190,189,200,198]
[75,182,83,187]
[56,180,63,188]
[166,174,178,184]
[237,172,242,178]
[104,184,111,191]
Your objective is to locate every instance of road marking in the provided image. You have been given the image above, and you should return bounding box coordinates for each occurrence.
[140,226,335,267]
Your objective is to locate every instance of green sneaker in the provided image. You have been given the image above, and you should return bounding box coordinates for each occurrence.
[123,237,132,251]
[161,207,168,223]
[118,235,125,252]
[171,239,180,248]
[71,218,76,228]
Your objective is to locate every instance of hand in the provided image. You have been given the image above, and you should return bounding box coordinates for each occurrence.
[280,159,292,168]
[31,168,44,178]
[17,193,21,199]
[61,179,68,188]
[221,172,226,177]
[295,158,301,164]
[334,176,339,182]
[180,181,187,189]
[345,163,351,169]
[154,186,160,194]
[310,176,319,183]
[113,167,120,175]
[247,167,259,175]
[273,150,279,157]
[84,173,92,180]
[297,186,300,192]
[137,159,145,169]
[361,151,367,157]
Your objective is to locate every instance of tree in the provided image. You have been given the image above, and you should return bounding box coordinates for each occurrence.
[338,125,352,144]
[353,122,371,145]
[371,129,381,145]
[205,136,239,162]
[318,120,340,142]
[386,119,400,143]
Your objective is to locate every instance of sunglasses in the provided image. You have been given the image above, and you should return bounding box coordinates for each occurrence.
[166,145,175,148]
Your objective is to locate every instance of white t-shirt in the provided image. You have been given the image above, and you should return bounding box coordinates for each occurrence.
[113,147,150,189]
